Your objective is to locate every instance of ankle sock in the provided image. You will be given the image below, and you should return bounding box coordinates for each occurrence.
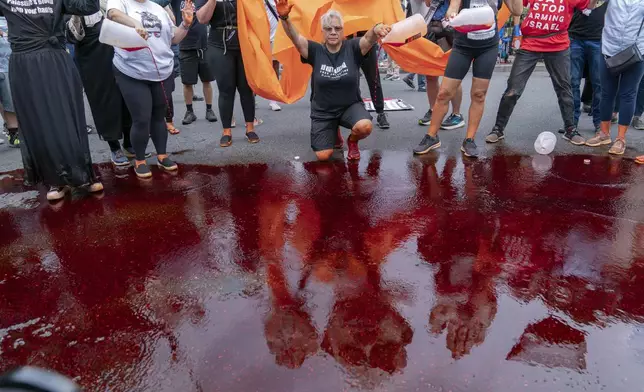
[186,104,193,112]
[206,104,212,110]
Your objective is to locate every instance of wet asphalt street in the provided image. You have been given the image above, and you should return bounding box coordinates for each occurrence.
[2,68,644,170]
[2,69,644,392]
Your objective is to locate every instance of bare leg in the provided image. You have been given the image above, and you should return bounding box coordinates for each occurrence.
[203,82,213,106]
[466,78,491,139]
[428,78,461,137]
[451,84,463,114]
[183,84,194,106]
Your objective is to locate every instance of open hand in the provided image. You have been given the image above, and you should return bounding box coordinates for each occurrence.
[275,0,294,18]
[374,24,391,39]
[134,21,149,40]
[181,0,194,26]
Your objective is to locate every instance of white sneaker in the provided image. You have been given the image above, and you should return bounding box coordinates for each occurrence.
[0,138,4,145]
[269,101,281,111]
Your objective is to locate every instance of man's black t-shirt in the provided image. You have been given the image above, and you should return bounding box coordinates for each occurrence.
[453,0,503,49]
[207,0,240,50]
[180,0,207,50]
[569,0,608,41]
[301,38,366,119]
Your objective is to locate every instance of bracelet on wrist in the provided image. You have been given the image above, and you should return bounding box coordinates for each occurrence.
[279,15,289,21]
[180,22,189,30]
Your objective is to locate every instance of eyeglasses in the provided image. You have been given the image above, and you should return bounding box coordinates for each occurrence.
[323,26,343,33]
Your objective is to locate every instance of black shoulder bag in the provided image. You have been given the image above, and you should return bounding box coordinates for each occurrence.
[605,18,644,75]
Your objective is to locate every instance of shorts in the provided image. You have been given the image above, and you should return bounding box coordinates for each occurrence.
[444,45,497,81]
[310,102,372,152]
[180,49,214,85]
[0,72,14,112]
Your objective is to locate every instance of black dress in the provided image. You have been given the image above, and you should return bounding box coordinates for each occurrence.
[67,17,132,143]
[0,0,99,187]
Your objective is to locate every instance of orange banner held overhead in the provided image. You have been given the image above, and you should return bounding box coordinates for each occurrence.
[237,0,511,104]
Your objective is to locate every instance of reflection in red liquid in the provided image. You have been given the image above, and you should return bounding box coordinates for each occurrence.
[1,154,644,391]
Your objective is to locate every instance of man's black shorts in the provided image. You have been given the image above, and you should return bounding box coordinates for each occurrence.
[179,49,215,85]
[310,102,372,152]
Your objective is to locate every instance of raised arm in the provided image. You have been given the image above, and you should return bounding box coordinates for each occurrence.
[503,0,524,17]
[171,0,194,44]
[445,0,462,19]
[276,0,308,58]
[359,23,390,56]
[196,0,215,24]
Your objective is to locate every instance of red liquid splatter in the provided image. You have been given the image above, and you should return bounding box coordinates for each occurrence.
[0,155,643,391]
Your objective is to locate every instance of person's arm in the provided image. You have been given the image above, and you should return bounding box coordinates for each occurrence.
[275,0,308,58]
[359,23,391,56]
[196,0,216,24]
[446,0,462,19]
[503,0,524,16]
[106,1,149,39]
[171,0,193,43]
[165,5,176,25]
[587,0,598,9]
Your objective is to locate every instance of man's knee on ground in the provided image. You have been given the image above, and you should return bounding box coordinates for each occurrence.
[316,149,334,161]
[471,88,488,104]
[352,119,373,137]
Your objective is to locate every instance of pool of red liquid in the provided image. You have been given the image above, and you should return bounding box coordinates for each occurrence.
[1,153,644,391]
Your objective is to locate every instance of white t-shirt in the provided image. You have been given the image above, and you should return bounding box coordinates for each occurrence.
[106,0,175,81]
[264,0,279,42]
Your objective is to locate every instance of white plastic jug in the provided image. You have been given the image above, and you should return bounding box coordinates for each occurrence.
[381,14,428,46]
[99,19,148,49]
[449,6,495,34]
[534,131,557,155]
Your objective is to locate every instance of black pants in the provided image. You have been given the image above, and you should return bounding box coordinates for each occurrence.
[208,45,255,129]
[114,67,168,161]
[361,45,384,114]
[495,49,574,131]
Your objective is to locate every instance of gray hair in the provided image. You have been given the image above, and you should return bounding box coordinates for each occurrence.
[320,10,344,29]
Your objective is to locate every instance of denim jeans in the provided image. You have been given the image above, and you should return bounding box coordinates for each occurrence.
[599,56,644,125]
[495,49,575,131]
[635,78,644,117]
[570,39,602,128]
[405,73,427,89]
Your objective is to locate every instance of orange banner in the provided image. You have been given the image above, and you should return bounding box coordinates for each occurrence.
[237,0,513,104]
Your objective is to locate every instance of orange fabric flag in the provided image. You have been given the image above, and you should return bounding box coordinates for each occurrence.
[237,0,511,104]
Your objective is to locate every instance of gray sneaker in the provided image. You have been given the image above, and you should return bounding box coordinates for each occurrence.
[632,116,644,130]
[585,131,612,147]
[413,134,441,155]
[563,127,585,145]
[461,138,478,158]
[608,138,626,155]
[485,126,505,143]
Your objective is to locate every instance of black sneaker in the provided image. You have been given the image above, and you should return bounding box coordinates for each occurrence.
[563,127,586,145]
[193,95,204,102]
[403,75,416,89]
[205,109,218,123]
[377,113,390,129]
[418,109,432,126]
[461,138,478,158]
[157,157,178,171]
[7,131,19,148]
[485,126,505,143]
[182,111,197,125]
[413,134,441,155]
[134,163,152,178]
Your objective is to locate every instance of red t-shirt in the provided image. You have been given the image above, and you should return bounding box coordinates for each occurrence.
[520,0,590,52]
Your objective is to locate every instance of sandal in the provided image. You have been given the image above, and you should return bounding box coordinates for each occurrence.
[246,131,260,144]
[635,156,644,164]
[167,122,180,135]
[220,134,232,147]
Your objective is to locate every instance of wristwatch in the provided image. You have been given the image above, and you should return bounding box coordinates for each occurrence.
[279,15,288,21]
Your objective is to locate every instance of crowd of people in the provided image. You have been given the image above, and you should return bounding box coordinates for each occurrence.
[0,0,643,201]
